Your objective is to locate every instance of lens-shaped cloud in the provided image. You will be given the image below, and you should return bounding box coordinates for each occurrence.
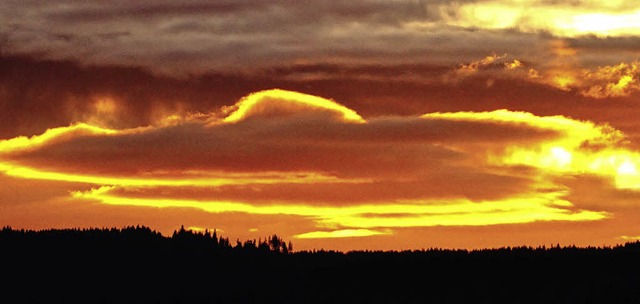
[2,89,634,241]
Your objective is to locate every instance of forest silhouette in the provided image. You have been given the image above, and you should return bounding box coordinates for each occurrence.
[2,225,640,303]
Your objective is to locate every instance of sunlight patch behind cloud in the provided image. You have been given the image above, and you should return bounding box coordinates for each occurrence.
[426,109,640,190]
[439,0,640,38]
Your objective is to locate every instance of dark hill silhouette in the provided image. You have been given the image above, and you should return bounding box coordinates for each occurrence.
[1,225,639,303]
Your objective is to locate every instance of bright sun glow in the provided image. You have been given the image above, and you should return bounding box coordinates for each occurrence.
[560,11,640,37]
[440,1,640,38]
[548,147,573,168]
[424,109,640,190]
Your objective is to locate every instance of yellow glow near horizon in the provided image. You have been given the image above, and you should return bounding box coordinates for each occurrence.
[426,109,640,190]
[501,138,640,190]
[295,229,391,239]
[619,235,640,241]
[186,226,221,233]
[73,186,606,229]
[222,89,366,124]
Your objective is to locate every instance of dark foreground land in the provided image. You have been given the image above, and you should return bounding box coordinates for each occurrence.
[1,226,640,304]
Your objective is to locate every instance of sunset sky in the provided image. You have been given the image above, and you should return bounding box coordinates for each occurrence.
[2,0,640,251]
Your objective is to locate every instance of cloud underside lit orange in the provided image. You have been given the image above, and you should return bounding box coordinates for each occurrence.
[2,89,640,241]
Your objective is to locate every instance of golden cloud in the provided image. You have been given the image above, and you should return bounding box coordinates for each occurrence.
[580,62,640,98]
[2,89,636,240]
[221,89,365,124]
[424,109,640,191]
[463,43,640,98]
[447,54,510,82]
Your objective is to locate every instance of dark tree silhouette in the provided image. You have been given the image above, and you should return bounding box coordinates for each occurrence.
[1,225,640,304]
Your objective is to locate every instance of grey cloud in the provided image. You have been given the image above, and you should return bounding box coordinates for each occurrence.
[7,100,557,180]
[0,0,546,75]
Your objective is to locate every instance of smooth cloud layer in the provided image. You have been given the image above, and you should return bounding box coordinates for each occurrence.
[4,89,636,243]
[3,0,639,78]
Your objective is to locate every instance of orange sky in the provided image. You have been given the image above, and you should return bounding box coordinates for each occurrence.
[1,1,640,251]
